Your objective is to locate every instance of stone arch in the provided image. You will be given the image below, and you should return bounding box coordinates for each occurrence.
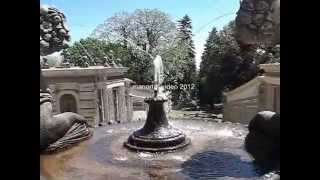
[56,90,80,113]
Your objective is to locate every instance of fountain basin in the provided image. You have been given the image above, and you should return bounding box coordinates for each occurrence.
[40,119,268,180]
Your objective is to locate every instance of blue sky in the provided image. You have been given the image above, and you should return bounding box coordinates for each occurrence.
[41,0,240,67]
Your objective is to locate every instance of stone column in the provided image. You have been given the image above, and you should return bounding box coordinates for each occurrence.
[102,87,108,125]
[115,87,120,123]
[106,88,115,124]
[125,82,133,122]
[118,86,127,123]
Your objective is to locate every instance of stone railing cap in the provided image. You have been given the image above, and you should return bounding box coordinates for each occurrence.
[259,63,280,73]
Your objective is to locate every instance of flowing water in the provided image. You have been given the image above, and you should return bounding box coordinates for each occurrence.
[40,119,267,180]
[153,55,166,99]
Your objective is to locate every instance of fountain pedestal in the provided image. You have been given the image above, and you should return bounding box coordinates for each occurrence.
[124,97,190,152]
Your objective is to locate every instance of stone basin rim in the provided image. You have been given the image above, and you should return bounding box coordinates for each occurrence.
[123,137,191,153]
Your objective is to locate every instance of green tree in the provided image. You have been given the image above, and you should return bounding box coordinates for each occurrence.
[92,10,200,107]
[91,9,180,85]
[199,24,237,106]
[62,37,153,84]
[91,9,177,57]
[199,21,250,106]
[199,20,279,107]
[220,55,259,91]
[62,38,107,66]
[164,15,197,107]
[177,15,197,85]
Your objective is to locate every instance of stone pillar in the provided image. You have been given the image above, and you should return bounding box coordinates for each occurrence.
[106,88,115,124]
[102,87,108,125]
[118,86,127,123]
[95,104,100,127]
[92,88,98,128]
[115,87,120,123]
[127,95,133,121]
[125,82,133,122]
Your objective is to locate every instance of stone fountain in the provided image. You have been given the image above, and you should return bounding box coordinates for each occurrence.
[40,2,280,179]
[124,55,190,152]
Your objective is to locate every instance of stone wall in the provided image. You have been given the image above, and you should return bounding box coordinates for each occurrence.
[223,81,280,124]
[43,67,134,127]
[258,83,280,113]
[223,63,280,124]
[78,83,97,127]
[48,80,97,127]
[223,96,259,124]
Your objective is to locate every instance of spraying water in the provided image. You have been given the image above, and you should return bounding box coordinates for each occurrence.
[153,55,166,99]
[153,55,164,87]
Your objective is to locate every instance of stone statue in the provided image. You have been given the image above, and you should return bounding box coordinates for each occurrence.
[40,5,92,153]
[40,5,70,56]
[245,111,280,179]
[235,1,280,178]
[245,112,280,169]
[235,0,280,47]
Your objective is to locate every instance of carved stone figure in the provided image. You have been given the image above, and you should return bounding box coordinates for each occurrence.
[40,5,70,56]
[40,5,92,153]
[235,1,280,177]
[235,0,280,47]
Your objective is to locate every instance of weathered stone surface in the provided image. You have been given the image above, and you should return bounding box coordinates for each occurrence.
[42,67,133,127]
[40,5,92,154]
[79,83,95,92]
[79,108,97,117]
[78,91,95,100]
[235,0,280,47]
[55,83,80,91]
[40,5,70,56]
[79,100,95,109]
[118,86,127,122]
[40,87,92,152]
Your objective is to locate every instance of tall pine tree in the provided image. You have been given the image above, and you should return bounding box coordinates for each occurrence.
[177,15,196,84]
[169,15,197,108]
[199,21,263,107]
[199,27,223,106]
